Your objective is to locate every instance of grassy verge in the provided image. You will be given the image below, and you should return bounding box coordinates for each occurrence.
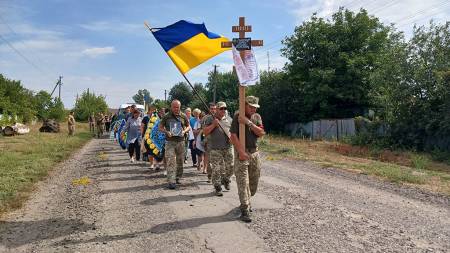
[0,122,92,215]
[260,135,450,196]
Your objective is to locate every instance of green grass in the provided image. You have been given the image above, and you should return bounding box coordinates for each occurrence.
[411,154,430,171]
[354,162,426,185]
[0,123,92,215]
[260,135,450,195]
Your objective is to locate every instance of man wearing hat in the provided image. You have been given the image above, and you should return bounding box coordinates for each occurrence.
[203,101,234,196]
[230,96,265,222]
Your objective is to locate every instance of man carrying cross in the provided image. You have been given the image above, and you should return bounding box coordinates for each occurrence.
[221,17,264,222]
[230,96,265,222]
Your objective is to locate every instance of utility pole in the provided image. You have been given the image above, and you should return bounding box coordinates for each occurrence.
[213,64,218,103]
[164,89,167,102]
[267,51,270,72]
[58,76,62,101]
[50,75,63,101]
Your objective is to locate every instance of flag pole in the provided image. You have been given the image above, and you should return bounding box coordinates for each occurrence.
[144,21,230,138]
[144,21,211,111]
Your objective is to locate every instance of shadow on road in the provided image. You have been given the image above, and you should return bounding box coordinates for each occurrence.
[100,183,168,194]
[98,174,166,182]
[0,218,91,248]
[150,208,240,234]
[87,162,146,170]
[93,168,158,176]
[140,192,215,205]
[100,181,199,195]
[52,208,240,246]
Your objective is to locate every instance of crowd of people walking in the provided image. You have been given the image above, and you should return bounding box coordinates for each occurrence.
[111,96,265,222]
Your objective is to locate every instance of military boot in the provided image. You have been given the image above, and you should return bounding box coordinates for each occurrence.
[240,210,252,223]
[214,185,223,196]
[223,180,230,191]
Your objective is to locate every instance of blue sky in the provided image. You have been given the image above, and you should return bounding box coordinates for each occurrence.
[1,0,449,108]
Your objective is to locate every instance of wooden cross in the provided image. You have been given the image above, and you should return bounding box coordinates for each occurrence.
[221,17,263,148]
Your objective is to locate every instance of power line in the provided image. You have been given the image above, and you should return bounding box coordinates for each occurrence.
[371,0,402,15]
[0,15,51,72]
[255,0,383,54]
[394,1,450,27]
[0,33,51,77]
[0,15,56,80]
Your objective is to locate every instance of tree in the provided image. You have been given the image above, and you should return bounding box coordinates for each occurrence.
[153,99,169,110]
[281,8,393,122]
[33,90,66,121]
[249,70,296,131]
[132,89,153,105]
[205,71,239,113]
[168,82,193,107]
[188,83,208,111]
[370,21,450,151]
[47,98,66,121]
[73,89,108,121]
[34,91,53,120]
[0,74,35,123]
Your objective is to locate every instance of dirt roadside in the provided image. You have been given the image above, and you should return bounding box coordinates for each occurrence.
[0,138,448,252]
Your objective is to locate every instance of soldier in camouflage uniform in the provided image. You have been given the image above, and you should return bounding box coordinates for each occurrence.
[96,112,105,138]
[201,102,217,183]
[230,96,265,223]
[203,102,234,196]
[159,100,191,189]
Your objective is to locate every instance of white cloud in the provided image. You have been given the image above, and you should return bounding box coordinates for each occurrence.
[285,0,450,37]
[82,46,116,58]
[79,21,143,34]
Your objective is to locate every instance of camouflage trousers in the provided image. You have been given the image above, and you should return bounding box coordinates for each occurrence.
[204,144,212,178]
[68,125,75,136]
[97,123,104,137]
[210,147,234,187]
[234,151,261,212]
[165,140,184,184]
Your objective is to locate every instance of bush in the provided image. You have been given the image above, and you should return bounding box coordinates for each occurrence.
[411,154,430,170]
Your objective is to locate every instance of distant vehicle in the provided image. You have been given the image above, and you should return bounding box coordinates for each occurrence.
[117,103,145,117]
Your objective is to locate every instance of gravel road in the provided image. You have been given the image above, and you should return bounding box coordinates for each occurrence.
[0,137,448,252]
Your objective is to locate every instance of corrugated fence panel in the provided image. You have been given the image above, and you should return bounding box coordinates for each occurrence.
[285,118,355,140]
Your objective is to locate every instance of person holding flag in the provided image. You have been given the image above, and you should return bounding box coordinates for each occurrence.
[147,19,231,187]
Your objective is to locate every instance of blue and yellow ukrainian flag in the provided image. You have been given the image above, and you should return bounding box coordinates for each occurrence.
[152,20,229,74]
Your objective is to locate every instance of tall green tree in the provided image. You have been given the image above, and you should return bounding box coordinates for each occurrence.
[168,82,193,107]
[249,70,296,131]
[33,90,65,121]
[132,89,153,105]
[73,89,108,121]
[205,71,239,113]
[153,99,169,110]
[282,8,392,122]
[188,83,208,111]
[370,21,450,151]
[0,74,35,123]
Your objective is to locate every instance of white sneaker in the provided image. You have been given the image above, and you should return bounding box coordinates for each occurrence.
[130,157,135,163]
[163,171,167,176]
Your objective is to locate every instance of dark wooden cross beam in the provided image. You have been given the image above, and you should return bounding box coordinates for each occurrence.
[221,17,263,148]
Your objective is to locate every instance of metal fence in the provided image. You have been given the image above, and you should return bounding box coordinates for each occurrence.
[285,119,356,140]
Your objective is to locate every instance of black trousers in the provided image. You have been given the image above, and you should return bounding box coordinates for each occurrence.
[189,139,197,165]
[128,139,141,161]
